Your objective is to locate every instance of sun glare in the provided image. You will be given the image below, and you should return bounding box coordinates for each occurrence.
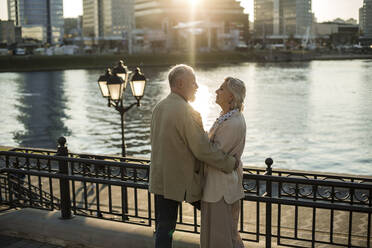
[190,84,212,128]
[188,0,198,5]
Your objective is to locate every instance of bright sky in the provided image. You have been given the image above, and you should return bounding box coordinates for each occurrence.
[0,0,364,23]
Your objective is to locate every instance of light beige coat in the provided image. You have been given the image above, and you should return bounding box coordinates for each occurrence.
[202,111,246,204]
[150,93,236,203]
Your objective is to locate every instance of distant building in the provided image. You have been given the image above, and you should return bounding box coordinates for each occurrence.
[78,16,83,36]
[359,7,365,34]
[0,20,21,45]
[363,0,372,38]
[315,22,359,45]
[254,0,274,37]
[345,18,358,25]
[82,0,134,39]
[82,0,95,37]
[7,0,64,44]
[331,18,358,25]
[135,0,249,51]
[64,18,82,39]
[254,0,312,39]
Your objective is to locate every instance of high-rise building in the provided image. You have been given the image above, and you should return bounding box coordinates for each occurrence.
[64,18,83,38]
[254,0,312,38]
[135,0,249,50]
[359,7,365,34]
[7,0,64,44]
[82,0,96,37]
[363,0,372,38]
[254,0,274,37]
[0,20,21,44]
[82,0,134,39]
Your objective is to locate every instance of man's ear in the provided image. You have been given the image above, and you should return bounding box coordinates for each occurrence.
[175,79,184,89]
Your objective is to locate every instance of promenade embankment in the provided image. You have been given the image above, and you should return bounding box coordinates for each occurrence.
[0,208,199,248]
[0,51,371,72]
[0,208,278,248]
[1,204,369,248]
[1,145,370,247]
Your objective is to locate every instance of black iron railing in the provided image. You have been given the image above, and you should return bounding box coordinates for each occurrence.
[241,159,372,248]
[1,139,371,248]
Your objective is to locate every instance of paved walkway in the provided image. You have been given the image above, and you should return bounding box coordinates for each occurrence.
[0,208,200,248]
[0,208,284,248]
[0,235,62,248]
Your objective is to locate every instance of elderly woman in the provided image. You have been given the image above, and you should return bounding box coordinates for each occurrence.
[201,77,246,248]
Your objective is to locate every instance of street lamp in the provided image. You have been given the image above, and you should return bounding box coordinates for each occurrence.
[130,68,146,106]
[113,60,129,84]
[97,69,111,98]
[97,60,147,157]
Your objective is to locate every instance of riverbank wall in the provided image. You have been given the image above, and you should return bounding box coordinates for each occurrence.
[1,51,372,72]
[0,52,248,72]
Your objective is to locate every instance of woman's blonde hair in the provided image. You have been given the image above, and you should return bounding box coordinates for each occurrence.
[225,77,246,112]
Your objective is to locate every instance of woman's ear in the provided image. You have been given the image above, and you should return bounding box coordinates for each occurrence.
[229,95,234,109]
[229,94,234,103]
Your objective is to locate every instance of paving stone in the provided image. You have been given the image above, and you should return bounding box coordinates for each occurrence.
[0,236,63,248]
[21,242,43,248]
[0,235,18,246]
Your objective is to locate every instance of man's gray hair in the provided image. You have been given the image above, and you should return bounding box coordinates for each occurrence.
[225,77,246,112]
[168,64,195,87]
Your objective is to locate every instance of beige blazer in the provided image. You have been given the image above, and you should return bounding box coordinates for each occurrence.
[150,93,236,203]
[202,111,246,204]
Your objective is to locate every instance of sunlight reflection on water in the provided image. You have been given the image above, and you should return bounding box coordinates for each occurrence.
[0,60,371,175]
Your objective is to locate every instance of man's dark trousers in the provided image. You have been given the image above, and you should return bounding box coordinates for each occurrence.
[155,194,179,248]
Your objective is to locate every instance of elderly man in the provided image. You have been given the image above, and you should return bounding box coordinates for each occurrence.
[150,64,238,248]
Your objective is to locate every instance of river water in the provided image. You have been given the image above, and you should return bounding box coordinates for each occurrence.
[0,60,371,175]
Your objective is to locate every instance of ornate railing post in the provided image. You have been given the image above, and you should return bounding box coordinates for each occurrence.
[57,137,72,219]
[5,155,14,204]
[121,166,129,221]
[264,158,273,248]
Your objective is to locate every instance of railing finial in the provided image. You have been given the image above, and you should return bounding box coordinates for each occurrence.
[56,137,68,157]
[265,158,273,168]
[58,136,66,148]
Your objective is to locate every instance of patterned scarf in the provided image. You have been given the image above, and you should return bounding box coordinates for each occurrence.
[210,109,239,131]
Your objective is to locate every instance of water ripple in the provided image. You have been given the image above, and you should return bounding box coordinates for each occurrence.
[0,61,372,175]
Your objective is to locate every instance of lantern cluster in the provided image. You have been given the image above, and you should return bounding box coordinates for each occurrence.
[98,60,147,106]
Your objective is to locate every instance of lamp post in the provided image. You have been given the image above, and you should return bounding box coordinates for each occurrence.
[98,60,147,157]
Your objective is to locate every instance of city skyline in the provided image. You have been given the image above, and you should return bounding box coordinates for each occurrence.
[0,0,364,23]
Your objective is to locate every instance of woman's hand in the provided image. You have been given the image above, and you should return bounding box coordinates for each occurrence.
[234,154,241,170]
